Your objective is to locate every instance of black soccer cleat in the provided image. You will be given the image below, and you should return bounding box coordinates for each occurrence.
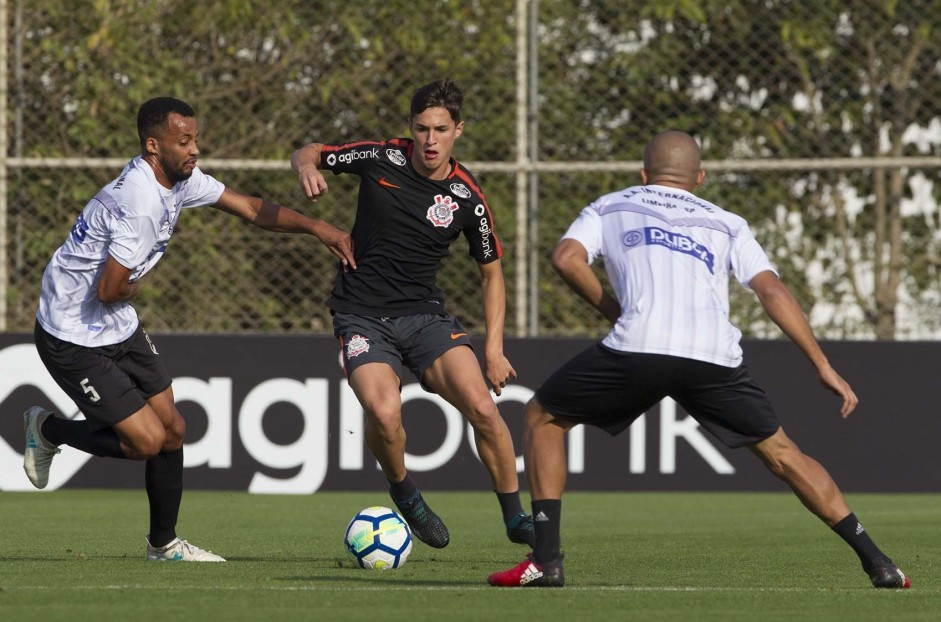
[392,492,450,549]
[868,559,912,589]
[505,512,536,548]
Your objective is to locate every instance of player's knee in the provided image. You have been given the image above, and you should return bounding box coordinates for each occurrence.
[463,395,500,429]
[365,406,403,441]
[164,414,185,448]
[755,434,803,478]
[129,430,166,459]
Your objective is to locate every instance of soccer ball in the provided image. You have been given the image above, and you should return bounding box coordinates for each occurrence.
[344,506,413,570]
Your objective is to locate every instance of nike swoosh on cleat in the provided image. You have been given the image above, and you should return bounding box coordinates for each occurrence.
[450,332,467,340]
[378,177,401,189]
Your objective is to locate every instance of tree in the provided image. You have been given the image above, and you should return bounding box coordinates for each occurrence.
[776,0,939,338]
[533,0,941,339]
[7,0,940,338]
[9,0,521,333]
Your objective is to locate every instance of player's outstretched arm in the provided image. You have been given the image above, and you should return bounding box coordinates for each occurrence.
[214,188,356,270]
[290,143,329,203]
[478,259,516,396]
[750,270,858,418]
[551,238,620,324]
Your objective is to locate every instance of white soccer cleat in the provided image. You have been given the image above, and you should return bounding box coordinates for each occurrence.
[23,406,61,489]
[146,537,226,562]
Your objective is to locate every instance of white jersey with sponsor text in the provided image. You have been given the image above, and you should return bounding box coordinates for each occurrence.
[562,184,776,367]
[37,156,225,347]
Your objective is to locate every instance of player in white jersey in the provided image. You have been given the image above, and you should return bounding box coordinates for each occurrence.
[488,130,910,589]
[24,97,354,562]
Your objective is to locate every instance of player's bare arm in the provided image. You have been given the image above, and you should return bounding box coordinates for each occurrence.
[551,238,620,324]
[750,270,858,418]
[213,188,356,269]
[96,256,139,303]
[478,259,516,395]
[290,143,329,202]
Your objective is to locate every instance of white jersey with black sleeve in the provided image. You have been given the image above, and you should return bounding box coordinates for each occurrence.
[561,184,776,367]
[37,156,225,347]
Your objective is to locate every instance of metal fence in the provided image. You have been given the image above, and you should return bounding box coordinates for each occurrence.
[2,0,939,338]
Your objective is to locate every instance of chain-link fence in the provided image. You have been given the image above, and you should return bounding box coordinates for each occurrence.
[3,0,940,339]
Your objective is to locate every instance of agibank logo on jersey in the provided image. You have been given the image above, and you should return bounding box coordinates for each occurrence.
[336,148,379,164]
[326,148,379,167]
[426,194,459,227]
[624,226,715,274]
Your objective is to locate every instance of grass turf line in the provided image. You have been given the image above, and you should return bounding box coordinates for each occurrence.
[0,490,937,621]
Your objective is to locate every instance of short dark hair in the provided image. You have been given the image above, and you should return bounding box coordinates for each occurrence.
[137,97,195,150]
[409,78,463,123]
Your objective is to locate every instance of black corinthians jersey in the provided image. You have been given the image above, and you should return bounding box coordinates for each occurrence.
[320,138,503,317]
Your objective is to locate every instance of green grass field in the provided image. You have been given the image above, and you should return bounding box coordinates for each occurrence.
[1,490,937,621]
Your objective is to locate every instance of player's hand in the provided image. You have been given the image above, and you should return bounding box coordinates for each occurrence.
[316,223,356,271]
[818,364,858,418]
[485,353,517,397]
[297,166,329,203]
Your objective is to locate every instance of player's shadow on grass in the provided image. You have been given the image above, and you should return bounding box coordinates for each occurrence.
[0,555,143,562]
[269,555,490,586]
[223,555,480,566]
[278,575,485,588]
[219,555,348,563]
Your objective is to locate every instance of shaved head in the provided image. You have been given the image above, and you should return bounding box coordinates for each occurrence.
[642,131,703,190]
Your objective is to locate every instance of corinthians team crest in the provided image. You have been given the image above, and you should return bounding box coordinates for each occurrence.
[426,194,459,228]
[346,334,370,358]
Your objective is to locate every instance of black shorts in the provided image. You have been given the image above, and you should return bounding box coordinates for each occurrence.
[333,312,473,390]
[34,321,172,431]
[535,343,780,448]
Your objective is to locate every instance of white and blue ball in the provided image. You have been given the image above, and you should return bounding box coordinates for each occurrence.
[344,506,413,570]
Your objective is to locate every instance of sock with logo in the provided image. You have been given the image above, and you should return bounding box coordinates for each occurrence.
[531,498,562,564]
[388,473,419,504]
[145,448,183,549]
[496,490,526,524]
[831,512,889,572]
[42,415,124,458]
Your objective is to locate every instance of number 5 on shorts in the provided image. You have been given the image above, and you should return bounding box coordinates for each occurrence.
[81,377,101,402]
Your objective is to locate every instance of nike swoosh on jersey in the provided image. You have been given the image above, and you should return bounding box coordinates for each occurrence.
[378,177,401,189]
[450,332,467,340]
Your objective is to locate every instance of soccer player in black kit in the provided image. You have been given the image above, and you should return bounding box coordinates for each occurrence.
[291,78,534,549]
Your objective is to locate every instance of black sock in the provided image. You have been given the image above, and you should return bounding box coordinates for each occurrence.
[831,512,889,573]
[531,499,562,564]
[388,474,419,504]
[42,415,124,458]
[495,490,525,523]
[145,448,183,548]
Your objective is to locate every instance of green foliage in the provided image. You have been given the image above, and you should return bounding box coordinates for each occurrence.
[7,1,941,338]
[533,0,940,338]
